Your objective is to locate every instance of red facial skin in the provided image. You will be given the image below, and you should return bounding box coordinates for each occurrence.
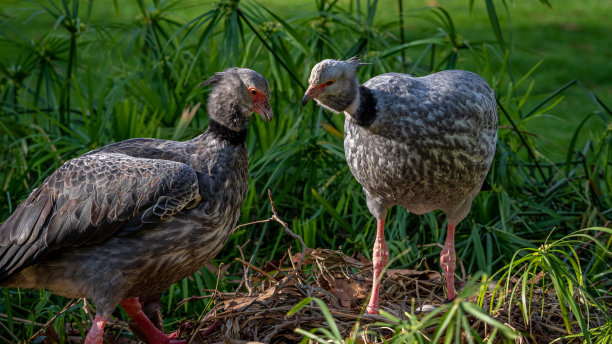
[301,80,335,106]
[248,86,272,121]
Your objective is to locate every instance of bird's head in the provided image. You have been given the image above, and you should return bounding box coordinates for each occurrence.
[201,68,272,131]
[302,58,368,113]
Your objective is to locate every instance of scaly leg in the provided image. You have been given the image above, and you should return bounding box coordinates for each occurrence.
[121,298,186,344]
[366,218,389,314]
[84,315,107,344]
[128,294,163,342]
[440,224,457,300]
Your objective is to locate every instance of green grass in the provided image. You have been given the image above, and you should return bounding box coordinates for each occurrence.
[0,0,610,342]
[1,0,609,160]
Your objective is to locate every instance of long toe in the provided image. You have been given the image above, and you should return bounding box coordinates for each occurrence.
[140,334,186,344]
[121,298,189,344]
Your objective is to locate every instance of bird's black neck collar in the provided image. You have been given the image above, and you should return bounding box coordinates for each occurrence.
[208,119,247,145]
[351,86,377,127]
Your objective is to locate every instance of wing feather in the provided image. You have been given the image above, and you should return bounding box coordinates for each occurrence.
[0,152,201,282]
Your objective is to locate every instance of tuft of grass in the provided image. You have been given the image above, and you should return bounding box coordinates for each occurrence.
[288,228,610,343]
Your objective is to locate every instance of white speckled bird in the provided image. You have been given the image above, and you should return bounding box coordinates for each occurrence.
[0,68,272,343]
[302,58,497,314]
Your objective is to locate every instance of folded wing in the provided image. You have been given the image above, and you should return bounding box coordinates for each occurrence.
[0,152,201,281]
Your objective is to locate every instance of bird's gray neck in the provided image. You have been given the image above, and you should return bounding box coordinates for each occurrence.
[344,92,360,116]
[207,90,250,132]
[207,119,247,145]
[347,85,377,127]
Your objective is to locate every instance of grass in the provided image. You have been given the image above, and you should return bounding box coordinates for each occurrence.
[0,0,611,342]
[1,0,609,159]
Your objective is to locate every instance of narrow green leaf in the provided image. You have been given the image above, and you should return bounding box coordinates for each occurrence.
[310,188,352,232]
[312,298,342,340]
[484,0,505,50]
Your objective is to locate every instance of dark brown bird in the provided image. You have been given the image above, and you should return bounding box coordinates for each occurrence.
[0,68,272,344]
[302,58,497,314]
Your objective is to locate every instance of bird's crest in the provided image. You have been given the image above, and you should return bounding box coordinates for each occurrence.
[345,56,371,69]
[198,74,222,88]
[198,68,246,89]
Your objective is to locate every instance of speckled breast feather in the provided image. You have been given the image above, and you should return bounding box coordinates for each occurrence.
[344,70,498,224]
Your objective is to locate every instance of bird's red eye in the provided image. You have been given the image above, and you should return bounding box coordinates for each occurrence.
[326,80,335,86]
[251,90,258,95]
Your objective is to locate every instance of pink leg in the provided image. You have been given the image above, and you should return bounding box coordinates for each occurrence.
[121,298,186,344]
[366,218,389,314]
[440,224,457,300]
[85,315,107,344]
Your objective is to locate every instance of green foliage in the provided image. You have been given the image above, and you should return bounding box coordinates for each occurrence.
[286,276,519,343]
[289,228,611,343]
[0,0,610,342]
[487,227,612,343]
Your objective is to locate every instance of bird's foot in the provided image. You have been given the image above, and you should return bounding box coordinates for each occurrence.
[167,320,218,342]
[168,321,191,339]
[121,298,189,344]
[138,329,186,344]
[200,319,220,337]
[443,297,456,304]
[365,305,379,315]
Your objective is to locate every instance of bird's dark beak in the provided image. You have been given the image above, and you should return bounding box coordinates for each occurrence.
[302,85,323,106]
[254,100,273,122]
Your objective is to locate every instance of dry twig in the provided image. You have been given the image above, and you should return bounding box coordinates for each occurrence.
[28,298,80,343]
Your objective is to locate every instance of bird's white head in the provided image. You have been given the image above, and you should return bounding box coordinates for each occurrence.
[201,68,273,131]
[302,58,368,113]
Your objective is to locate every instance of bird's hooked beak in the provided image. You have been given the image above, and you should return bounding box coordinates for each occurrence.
[254,98,273,122]
[302,84,324,106]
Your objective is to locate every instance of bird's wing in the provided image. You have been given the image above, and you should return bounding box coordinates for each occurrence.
[0,152,201,280]
[365,71,497,142]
